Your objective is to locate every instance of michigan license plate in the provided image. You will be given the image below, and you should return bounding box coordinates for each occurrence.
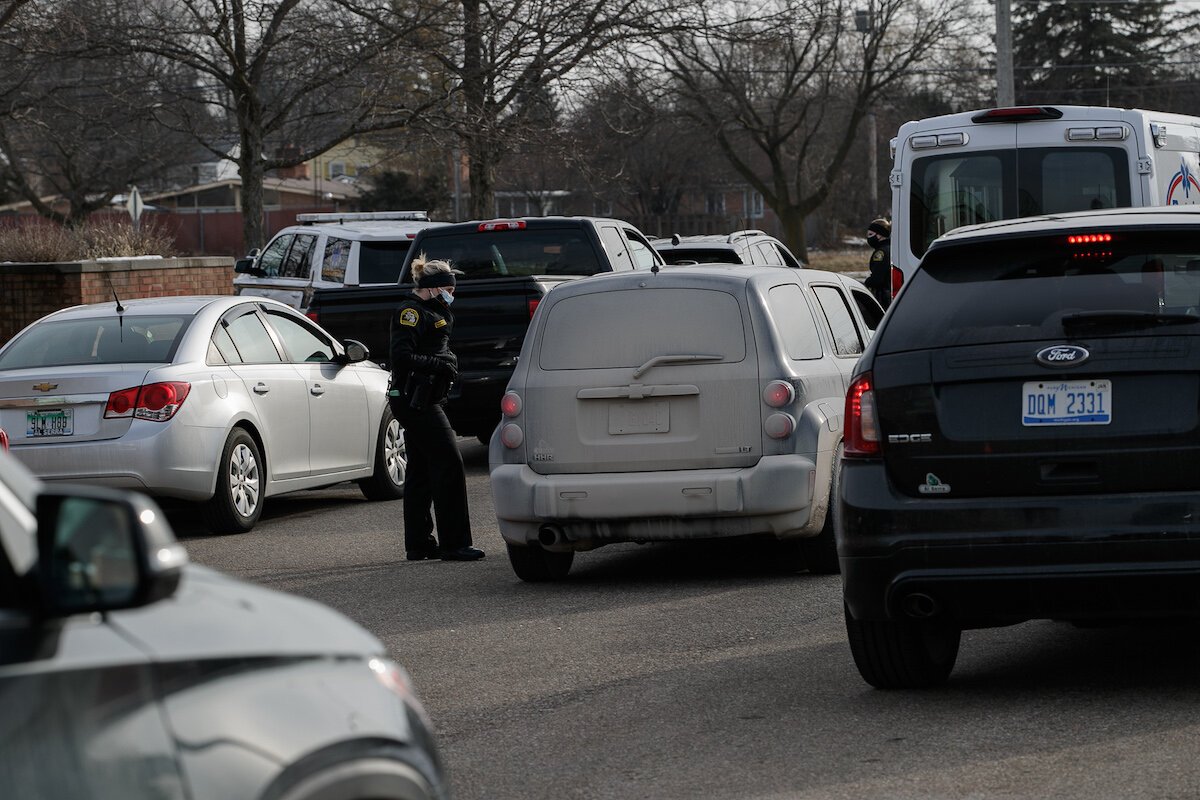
[1022,380,1111,426]
[26,408,73,437]
[609,400,669,434]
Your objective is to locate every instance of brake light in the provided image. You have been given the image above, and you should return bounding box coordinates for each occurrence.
[844,373,879,457]
[763,380,795,408]
[105,381,191,421]
[501,391,522,417]
[306,310,319,322]
[478,219,526,232]
[0,427,8,451]
[1067,233,1113,244]
[971,106,1063,123]
[528,298,540,319]
[890,265,903,299]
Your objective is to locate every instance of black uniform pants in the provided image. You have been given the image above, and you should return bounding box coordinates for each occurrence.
[392,399,473,553]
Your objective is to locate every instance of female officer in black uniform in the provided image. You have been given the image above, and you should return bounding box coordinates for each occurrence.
[390,255,484,562]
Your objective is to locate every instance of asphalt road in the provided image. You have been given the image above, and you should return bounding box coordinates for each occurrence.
[169,440,1200,800]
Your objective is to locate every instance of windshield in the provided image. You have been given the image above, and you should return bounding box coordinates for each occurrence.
[909,147,1131,258]
[413,230,603,279]
[880,229,1200,353]
[0,315,190,368]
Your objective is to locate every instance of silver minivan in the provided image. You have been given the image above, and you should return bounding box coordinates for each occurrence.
[489,264,883,581]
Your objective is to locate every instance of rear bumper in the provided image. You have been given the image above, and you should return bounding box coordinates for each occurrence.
[490,454,818,545]
[840,459,1200,625]
[10,420,225,501]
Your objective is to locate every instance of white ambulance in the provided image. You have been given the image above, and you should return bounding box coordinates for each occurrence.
[889,105,1200,296]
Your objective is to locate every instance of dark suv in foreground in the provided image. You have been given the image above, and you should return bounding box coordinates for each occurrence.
[840,206,1200,688]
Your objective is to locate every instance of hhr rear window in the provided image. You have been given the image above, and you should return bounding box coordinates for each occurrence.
[538,288,746,370]
[881,229,1200,353]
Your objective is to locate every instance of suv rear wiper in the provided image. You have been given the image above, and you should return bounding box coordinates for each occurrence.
[632,353,723,379]
[1061,310,1199,333]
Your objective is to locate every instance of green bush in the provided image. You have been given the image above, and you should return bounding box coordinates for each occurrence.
[0,217,177,262]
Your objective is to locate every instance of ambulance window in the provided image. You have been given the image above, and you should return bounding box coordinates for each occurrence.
[1029,149,1126,215]
[911,154,1004,258]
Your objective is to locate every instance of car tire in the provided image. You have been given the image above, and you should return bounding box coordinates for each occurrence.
[358,406,406,501]
[844,602,961,689]
[506,542,573,582]
[801,442,843,575]
[202,427,264,534]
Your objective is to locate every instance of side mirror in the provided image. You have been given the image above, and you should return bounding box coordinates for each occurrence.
[340,339,370,364]
[234,258,267,277]
[35,485,187,617]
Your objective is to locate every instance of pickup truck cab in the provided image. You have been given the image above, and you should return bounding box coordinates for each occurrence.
[307,216,664,441]
[233,211,447,310]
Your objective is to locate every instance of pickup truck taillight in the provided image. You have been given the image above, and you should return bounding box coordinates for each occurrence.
[528,298,540,319]
[0,427,8,451]
[844,372,880,457]
[306,310,319,322]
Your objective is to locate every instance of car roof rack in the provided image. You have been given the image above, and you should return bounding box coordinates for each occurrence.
[727,229,767,243]
[296,211,429,224]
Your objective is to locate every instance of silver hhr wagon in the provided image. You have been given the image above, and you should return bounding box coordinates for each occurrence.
[489,264,883,581]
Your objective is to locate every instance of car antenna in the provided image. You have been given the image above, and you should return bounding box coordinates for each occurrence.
[112,288,125,314]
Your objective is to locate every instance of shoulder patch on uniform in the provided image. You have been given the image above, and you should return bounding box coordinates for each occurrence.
[871,250,885,262]
[434,318,447,328]
[399,308,419,327]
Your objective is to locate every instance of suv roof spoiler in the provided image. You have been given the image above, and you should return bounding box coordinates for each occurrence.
[727,229,767,243]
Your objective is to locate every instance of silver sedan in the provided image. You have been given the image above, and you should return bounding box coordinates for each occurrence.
[0,296,405,532]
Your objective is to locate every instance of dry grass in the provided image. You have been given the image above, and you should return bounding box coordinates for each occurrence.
[0,217,177,263]
[806,248,869,274]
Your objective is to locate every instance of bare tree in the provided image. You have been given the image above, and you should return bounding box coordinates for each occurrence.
[655,0,971,259]
[90,0,445,250]
[413,0,698,220]
[0,1,194,223]
[566,68,734,230]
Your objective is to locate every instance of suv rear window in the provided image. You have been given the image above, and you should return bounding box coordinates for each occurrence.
[416,230,603,279]
[660,248,743,265]
[539,288,746,370]
[881,229,1200,353]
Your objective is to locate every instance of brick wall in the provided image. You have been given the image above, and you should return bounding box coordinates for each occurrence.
[1,257,234,345]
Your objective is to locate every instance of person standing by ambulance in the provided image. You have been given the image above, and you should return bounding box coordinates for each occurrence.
[389,254,485,562]
[863,217,892,310]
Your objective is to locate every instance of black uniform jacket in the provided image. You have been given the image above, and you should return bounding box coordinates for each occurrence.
[389,294,458,389]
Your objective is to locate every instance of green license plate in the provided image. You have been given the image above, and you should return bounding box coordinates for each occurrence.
[26,408,73,437]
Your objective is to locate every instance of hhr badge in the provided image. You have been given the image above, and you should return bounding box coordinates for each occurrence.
[1035,344,1089,368]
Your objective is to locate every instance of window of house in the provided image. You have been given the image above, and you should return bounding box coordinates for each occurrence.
[706,193,726,215]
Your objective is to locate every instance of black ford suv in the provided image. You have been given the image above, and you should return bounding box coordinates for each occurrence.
[840,206,1200,688]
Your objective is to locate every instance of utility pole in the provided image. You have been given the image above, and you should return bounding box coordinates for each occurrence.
[856,9,878,214]
[996,0,1015,106]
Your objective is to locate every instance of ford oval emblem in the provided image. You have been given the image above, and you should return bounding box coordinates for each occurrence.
[1035,344,1090,367]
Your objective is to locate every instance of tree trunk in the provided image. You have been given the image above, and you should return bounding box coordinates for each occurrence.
[466,135,496,219]
[779,207,808,263]
[238,124,266,252]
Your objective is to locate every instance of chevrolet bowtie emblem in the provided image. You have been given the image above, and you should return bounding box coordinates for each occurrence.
[32,383,58,392]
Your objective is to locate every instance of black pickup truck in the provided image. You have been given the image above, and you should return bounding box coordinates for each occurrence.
[306,216,665,441]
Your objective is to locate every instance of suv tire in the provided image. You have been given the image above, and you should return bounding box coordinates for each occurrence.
[844,603,960,689]
[801,442,843,574]
[507,543,573,582]
[359,407,406,501]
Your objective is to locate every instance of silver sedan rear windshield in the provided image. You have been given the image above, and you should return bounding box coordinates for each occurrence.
[0,315,190,368]
[881,229,1200,352]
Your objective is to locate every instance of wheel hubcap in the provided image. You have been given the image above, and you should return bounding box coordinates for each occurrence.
[385,419,406,485]
[228,442,260,517]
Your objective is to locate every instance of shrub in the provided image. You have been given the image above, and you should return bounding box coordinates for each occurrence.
[0,216,177,262]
